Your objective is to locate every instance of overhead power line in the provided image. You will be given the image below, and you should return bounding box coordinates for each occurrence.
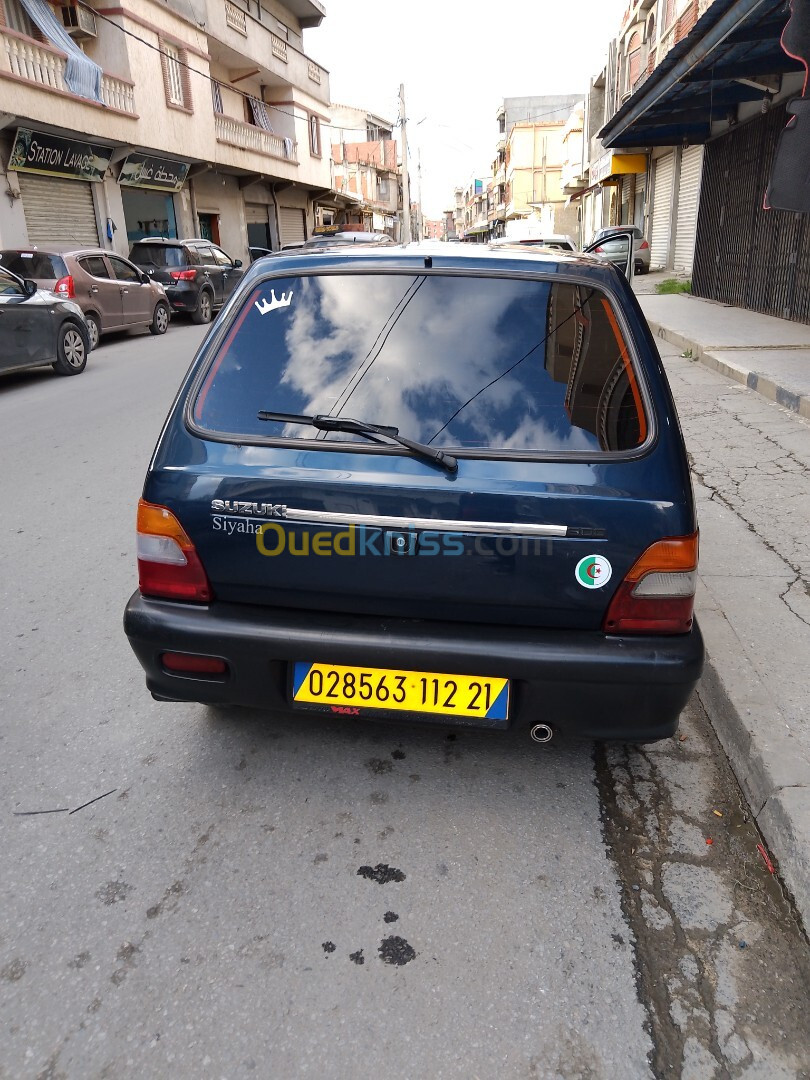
[74,0,381,136]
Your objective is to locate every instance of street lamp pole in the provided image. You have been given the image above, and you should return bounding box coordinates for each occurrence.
[399,83,411,243]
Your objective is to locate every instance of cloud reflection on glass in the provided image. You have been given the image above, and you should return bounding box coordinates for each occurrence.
[195,273,645,454]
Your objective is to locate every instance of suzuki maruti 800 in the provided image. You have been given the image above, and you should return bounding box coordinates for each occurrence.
[124,243,703,741]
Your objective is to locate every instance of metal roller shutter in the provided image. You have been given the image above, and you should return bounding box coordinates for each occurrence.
[245,203,269,225]
[634,171,646,230]
[673,146,704,275]
[650,153,675,269]
[621,174,633,223]
[19,173,99,246]
[279,206,306,245]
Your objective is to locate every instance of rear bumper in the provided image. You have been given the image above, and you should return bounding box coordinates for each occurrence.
[164,283,201,312]
[124,593,704,741]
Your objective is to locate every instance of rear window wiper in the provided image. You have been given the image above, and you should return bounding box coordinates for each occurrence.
[257,411,458,474]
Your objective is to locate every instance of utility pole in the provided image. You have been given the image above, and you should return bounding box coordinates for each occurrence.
[417,147,423,241]
[399,83,411,243]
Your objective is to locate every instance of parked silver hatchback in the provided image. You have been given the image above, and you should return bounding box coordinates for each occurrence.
[0,248,171,350]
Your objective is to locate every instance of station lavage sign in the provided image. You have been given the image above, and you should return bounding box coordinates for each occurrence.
[118,154,189,192]
[8,127,111,182]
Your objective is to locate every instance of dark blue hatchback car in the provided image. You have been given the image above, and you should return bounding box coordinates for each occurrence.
[124,243,703,741]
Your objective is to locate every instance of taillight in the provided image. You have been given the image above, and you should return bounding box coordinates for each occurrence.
[54,275,75,298]
[639,239,650,250]
[603,533,698,635]
[170,269,197,281]
[593,245,604,253]
[136,498,212,602]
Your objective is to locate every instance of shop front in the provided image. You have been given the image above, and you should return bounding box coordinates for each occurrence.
[6,126,112,246]
[118,153,189,244]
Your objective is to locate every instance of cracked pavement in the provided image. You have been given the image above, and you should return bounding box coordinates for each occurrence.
[657,338,810,918]
[600,702,809,1079]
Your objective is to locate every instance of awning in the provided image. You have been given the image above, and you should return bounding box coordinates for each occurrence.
[564,177,622,205]
[590,152,647,185]
[466,222,491,235]
[18,0,102,102]
[599,0,800,149]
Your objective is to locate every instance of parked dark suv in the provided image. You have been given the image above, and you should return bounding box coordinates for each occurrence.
[124,243,703,742]
[129,238,244,324]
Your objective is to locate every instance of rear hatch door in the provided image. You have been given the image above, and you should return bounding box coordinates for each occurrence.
[150,264,692,631]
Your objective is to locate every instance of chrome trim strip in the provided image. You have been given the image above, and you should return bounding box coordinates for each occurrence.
[283,508,568,538]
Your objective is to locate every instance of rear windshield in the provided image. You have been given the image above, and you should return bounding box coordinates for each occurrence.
[129,244,185,268]
[193,273,649,456]
[0,251,67,279]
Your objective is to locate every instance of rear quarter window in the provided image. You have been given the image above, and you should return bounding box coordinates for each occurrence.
[192,272,650,457]
[130,245,185,269]
[0,251,67,279]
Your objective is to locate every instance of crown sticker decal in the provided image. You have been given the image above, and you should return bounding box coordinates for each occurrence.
[255,289,294,315]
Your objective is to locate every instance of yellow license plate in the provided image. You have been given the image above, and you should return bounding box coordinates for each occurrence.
[292,662,509,721]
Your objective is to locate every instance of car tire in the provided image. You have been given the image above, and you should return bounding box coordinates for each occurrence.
[636,263,649,275]
[52,321,88,376]
[85,313,101,351]
[150,300,170,335]
[191,290,213,324]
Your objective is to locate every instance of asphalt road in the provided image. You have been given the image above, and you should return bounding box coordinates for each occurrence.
[1,324,808,1079]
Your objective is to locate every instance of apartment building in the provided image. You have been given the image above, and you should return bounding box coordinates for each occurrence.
[330,103,401,237]
[597,0,808,319]
[451,185,464,239]
[461,177,490,242]
[0,0,332,261]
[489,95,580,241]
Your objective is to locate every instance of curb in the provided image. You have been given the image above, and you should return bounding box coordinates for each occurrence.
[646,320,810,420]
[695,643,810,929]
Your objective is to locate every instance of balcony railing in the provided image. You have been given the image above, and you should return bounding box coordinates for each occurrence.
[2,30,136,113]
[271,33,287,61]
[225,0,247,35]
[215,113,297,162]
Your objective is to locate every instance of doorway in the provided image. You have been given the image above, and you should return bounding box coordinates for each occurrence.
[197,213,220,244]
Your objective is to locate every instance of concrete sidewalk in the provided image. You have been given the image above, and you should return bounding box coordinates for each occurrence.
[635,281,810,418]
[651,325,810,929]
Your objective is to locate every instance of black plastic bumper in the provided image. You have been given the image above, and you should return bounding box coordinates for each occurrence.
[163,284,200,312]
[123,593,704,741]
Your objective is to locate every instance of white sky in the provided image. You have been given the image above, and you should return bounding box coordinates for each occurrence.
[307,0,627,218]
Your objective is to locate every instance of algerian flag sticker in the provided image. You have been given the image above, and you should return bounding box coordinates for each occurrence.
[575,554,612,589]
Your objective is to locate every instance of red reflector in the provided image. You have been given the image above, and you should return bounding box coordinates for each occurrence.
[639,239,650,250]
[162,652,227,674]
[54,275,75,298]
[170,270,197,281]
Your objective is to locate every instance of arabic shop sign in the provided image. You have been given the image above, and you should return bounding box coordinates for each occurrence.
[118,154,189,192]
[8,127,111,182]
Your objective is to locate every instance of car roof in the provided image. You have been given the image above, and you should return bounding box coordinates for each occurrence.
[236,240,624,286]
[132,237,185,246]
[0,245,114,258]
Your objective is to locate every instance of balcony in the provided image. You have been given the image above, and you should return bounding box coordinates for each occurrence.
[1,29,136,114]
[215,113,297,163]
[224,0,247,34]
[205,1,328,103]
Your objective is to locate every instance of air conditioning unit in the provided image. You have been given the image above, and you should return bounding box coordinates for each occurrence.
[61,2,97,39]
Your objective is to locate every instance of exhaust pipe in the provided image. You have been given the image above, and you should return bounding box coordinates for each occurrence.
[530,723,554,744]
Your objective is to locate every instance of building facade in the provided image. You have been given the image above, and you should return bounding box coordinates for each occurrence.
[329,104,401,238]
[491,94,580,241]
[0,0,333,261]
[598,0,806,302]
